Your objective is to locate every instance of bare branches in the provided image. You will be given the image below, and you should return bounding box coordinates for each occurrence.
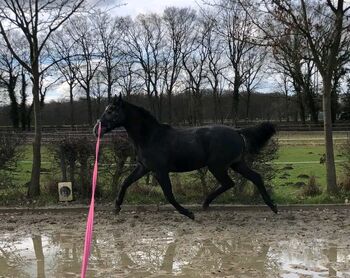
[0,0,86,76]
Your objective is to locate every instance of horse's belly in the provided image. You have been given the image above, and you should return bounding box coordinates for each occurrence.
[170,162,207,172]
[169,152,207,172]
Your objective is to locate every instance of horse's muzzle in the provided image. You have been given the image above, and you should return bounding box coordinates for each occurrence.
[93,121,103,138]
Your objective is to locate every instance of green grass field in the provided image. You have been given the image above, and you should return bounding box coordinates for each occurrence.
[1,132,350,206]
[272,145,347,204]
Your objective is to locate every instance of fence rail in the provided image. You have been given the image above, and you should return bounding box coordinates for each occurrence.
[1,121,350,131]
[1,122,350,144]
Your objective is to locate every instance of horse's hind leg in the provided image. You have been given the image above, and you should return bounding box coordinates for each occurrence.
[232,161,278,213]
[155,171,195,220]
[203,168,235,210]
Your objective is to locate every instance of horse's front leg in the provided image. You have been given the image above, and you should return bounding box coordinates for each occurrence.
[155,171,195,220]
[115,162,149,214]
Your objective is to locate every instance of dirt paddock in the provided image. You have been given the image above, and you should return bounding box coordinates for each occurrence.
[0,206,349,277]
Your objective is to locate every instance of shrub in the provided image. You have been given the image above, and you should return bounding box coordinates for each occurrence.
[0,134,24,189]
[0,134,24,170]
[339,175,350,192]
[301,175,322,197]
[340,139,350,192]
[102,135,134,195]
[51,136,94,198]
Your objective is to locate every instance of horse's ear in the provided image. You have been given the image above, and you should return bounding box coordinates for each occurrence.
[111,95,117,104]
[113,93,122,104]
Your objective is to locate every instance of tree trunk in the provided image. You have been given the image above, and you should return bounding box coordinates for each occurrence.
[323,78,337,194]
[69,84,75,127]
[194,88,203,125]
[212,82,219,123]
[305,87,318,123]
[80,159,88,197]
[167,90,172,124]
[107,69,112,103]
[246,91,251,120]
[59,146,67,181]
[284,94,289,122]
[296,89,306,124]
[27,104,33,131]
[28,72,41,198]
[213,93,218,123]
[20,73,28,131]
[231,86,239,126]
[331,88,338,123]
[69,160,75,186]
[86,85,92,126]
[8,76,19,128]
[158,93,162,122]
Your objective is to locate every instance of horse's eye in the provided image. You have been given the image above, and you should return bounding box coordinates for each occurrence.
[106,107,114,114]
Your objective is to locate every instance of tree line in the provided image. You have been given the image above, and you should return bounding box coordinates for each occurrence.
[0,91,305,126]
[0,0,349,197]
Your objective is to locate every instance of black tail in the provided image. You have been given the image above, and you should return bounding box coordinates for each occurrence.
[240,122,276,154]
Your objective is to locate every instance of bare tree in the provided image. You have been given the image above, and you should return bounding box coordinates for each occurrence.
[267,18,322,124]
[123,14,166,120]
[50,30,79,126]
[67,15,103,126]
[212,0,262,125]
[181,15,210,125]
[265,0,350,193]
[0,0,85,197]
[91,71,104,116]
[116,59,141,98]
[276,72,293,122]
[19,68,31,130]
[0,40,20,128]
[95,12,125,102]
[38,67,61,108]
[163,7,196,123]
[271,33,308,123]
[243,48,266,120]
[201,12,228,123]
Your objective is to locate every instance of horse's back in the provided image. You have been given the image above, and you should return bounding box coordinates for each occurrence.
[166,125,244,171]
[196,126,245,165]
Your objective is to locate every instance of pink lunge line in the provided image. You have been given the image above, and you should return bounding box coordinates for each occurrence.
[81,122,101,278]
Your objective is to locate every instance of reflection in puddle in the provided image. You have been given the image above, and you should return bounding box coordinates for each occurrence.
[1,230,349,278]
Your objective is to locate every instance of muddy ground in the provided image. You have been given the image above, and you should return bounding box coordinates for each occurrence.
[0,206,350,277]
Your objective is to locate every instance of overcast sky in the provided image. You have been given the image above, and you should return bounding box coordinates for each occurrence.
[38,0,279,103]
[99,0,198,17]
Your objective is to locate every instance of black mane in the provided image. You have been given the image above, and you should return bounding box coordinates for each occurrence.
[124,101,159,124]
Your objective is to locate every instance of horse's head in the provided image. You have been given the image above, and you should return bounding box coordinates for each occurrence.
[93,94,127,137]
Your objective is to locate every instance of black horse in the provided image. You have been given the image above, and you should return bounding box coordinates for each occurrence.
[94,95,278,219]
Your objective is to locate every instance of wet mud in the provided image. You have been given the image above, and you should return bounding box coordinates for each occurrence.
[0,207,349,277]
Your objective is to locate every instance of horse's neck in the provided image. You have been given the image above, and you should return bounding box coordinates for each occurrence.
[124,109,160,146]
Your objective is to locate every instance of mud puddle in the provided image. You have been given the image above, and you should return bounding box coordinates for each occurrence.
[0,208,349,277]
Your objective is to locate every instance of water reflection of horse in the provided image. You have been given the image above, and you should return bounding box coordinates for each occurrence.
[94,95,278,219]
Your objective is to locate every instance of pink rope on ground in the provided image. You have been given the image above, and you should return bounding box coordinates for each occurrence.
[81,122,101,278]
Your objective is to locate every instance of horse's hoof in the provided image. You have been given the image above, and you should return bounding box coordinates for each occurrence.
[202,203,210,211]
[114,205,121,215]
[187,211,195,220]
[271,204,278,214]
